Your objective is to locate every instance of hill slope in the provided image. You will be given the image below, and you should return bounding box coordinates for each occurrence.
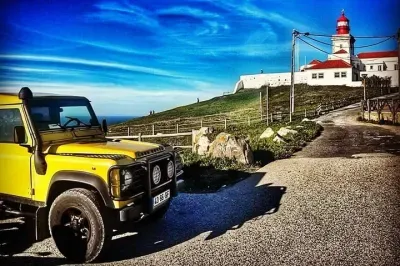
[113,84,378,127]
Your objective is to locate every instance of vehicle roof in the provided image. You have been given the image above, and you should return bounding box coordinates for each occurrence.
[0,91,89,105]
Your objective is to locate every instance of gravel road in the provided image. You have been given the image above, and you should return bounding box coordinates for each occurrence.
[1,102,399,266]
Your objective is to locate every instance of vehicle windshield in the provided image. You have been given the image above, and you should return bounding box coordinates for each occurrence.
[28,98,100,131]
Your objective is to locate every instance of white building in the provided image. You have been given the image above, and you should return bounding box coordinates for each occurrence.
[234,11,398,93]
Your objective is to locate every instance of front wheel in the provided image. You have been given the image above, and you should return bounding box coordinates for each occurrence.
[48,188,111,263]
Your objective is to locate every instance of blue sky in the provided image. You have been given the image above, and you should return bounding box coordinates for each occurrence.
[0,0,399,116]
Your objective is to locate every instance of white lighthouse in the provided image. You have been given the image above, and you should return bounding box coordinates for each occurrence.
[331,10,355,56]
[233,10,399,92]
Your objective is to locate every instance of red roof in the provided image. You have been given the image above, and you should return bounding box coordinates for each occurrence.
[307,59,351,70]
[337,13,349,22]
[309,59,321,65]
[357,51,397,59]
[334,49,348,54]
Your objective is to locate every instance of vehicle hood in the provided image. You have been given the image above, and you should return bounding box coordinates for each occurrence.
[47,140,163,159]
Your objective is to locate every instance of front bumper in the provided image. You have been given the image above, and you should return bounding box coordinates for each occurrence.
[117,169,184,223]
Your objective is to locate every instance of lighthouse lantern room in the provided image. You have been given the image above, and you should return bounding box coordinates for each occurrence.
[331,10,355,56]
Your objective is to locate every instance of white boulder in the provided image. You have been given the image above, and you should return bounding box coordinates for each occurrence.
[260,127,275,139]
[277,127,298,137]
[192,127,214,155]
[273,135,286,143]
[208,132,254,165]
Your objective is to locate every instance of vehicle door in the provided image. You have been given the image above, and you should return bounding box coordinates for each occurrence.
[0,105,33,199]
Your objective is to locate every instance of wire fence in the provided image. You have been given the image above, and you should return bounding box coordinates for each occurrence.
[107,87,396,137]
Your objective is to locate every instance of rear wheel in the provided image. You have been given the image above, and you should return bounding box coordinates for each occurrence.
[48,188,111,263]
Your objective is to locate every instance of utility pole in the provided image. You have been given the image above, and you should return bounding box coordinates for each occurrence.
[290,29,299,122]
[397,28,400,95]
[266,83,269,126]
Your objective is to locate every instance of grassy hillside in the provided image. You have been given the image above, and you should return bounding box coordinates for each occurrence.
[112,84,386,127]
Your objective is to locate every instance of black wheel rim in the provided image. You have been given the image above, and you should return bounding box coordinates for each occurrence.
[60,207,91,242]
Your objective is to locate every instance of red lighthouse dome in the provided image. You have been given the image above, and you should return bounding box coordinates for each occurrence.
[336,10,350,34]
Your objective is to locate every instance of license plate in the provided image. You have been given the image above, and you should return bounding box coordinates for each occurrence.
[153,189,170,208]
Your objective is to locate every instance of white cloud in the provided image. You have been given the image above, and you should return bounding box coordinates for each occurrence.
[0,54,184,79]
[157,6,221,19]
[0,81,227,116]
[92,1,158,28]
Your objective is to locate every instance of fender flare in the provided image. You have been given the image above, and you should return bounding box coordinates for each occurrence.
[47,170,114,208]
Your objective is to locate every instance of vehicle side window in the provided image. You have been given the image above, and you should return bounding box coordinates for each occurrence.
[0,108,25,143]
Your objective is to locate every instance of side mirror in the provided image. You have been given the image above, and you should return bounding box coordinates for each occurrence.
[102,119,108,135]
[14,126,26,144]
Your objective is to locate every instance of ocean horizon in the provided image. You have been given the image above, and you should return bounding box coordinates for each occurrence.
[97,115,138,126]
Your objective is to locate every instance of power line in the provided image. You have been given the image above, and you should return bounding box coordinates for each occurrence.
[302,32,395,39]
[297,37,348,60]
[297,37,390,63]
[303,35,395,49]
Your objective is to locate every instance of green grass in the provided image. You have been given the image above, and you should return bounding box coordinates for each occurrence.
[112,84,384,128]
[177,120,323,193]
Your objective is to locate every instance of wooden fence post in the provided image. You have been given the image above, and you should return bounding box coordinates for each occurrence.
[377,99,381,121]
[361,100,365,120]
[392,99,396,125]
[224,118,227,129]
[138,133,142,142]
[200,119,203,128]
[304,109,307,118]
[271,113,273,123]
[259,91,263,120]
[176,124,179,133]
[367,99,371,121]
[127,127,130,136]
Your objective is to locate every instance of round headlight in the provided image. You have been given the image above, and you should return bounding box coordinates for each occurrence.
[121,169,133,191]
[152,165,162,185]
[167,160,174,178]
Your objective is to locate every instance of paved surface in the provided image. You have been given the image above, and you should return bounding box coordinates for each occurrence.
[1,102,400,266]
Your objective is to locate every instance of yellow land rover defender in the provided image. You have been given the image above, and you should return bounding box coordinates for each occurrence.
[0,87,183,262]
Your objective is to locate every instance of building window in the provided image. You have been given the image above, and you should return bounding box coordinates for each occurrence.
[341,72,347,78]
[334,72,340,78]
[312,73,317,79]
[378,65,382,71]
[318,73,324,79]
[370,65,373,70]
[340,44,343,48]
[395,64,398,70]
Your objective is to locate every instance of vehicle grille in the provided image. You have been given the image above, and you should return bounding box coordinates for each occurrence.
[149,157,173,189]
[121,164,147,197]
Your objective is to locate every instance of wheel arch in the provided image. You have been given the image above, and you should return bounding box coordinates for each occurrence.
[47,171,114,209]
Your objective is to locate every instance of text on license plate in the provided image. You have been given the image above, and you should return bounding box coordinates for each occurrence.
[153,189,170,208]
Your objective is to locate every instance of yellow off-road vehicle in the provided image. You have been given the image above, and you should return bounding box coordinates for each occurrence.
[0,87,183,262]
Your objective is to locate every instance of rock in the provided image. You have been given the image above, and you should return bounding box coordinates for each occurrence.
[208,132,254,165]
[295,126,304,128]
[277,127,298,137]
[302,118,311,122]
[285,126,292,129]
[273,135,286,143]
[199,127,214,135]
[260,127,275,139]
[192,127,214,155]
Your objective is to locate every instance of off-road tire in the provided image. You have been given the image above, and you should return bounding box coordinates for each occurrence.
[48,188,111,263]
